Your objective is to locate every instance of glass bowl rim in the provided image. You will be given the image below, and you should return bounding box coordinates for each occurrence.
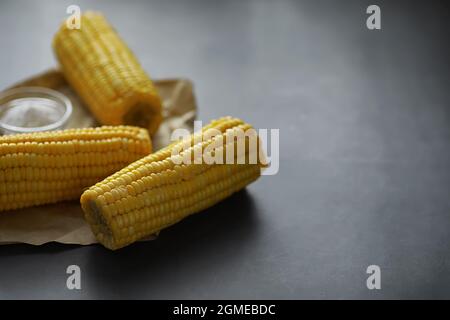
[0,86,73,134]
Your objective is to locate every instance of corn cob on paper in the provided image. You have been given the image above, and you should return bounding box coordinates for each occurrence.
[81,117,265,250]
[0,70,197,245]
[53,12,163,135]
[0,125,152,212]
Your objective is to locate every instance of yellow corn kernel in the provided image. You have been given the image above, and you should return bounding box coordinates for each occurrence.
[52,11,163,135]
[0,126,151,212]
[81,117,265,250]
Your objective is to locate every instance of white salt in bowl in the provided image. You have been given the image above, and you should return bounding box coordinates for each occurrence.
[0,87,72,134]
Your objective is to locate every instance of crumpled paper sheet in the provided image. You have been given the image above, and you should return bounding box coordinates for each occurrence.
[0,69,197,245]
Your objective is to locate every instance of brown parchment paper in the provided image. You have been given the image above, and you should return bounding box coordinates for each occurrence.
[0,69,197,245]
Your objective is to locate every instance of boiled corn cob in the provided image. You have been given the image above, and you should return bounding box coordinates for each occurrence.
[52,11,163,135]
[0,126,151,211]
[81,117,265,250]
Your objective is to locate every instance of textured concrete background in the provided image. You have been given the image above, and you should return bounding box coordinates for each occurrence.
[0,0,449,299]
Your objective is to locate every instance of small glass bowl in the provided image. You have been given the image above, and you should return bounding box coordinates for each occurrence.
[0,87,72,135]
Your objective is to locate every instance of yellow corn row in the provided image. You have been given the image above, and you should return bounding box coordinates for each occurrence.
[81,117,264,249]
[0,126,151,211]
[52,11,163,135]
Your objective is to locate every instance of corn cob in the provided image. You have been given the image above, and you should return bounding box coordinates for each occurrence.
[52,11,163,135]
[81,117,264,249]
[0,126,151,211]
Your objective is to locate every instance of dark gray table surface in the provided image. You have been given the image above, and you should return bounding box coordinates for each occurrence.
[0,0,449,299]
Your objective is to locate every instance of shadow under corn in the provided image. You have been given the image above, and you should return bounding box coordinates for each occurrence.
[84,189,261,299]
[0,241,82,257]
